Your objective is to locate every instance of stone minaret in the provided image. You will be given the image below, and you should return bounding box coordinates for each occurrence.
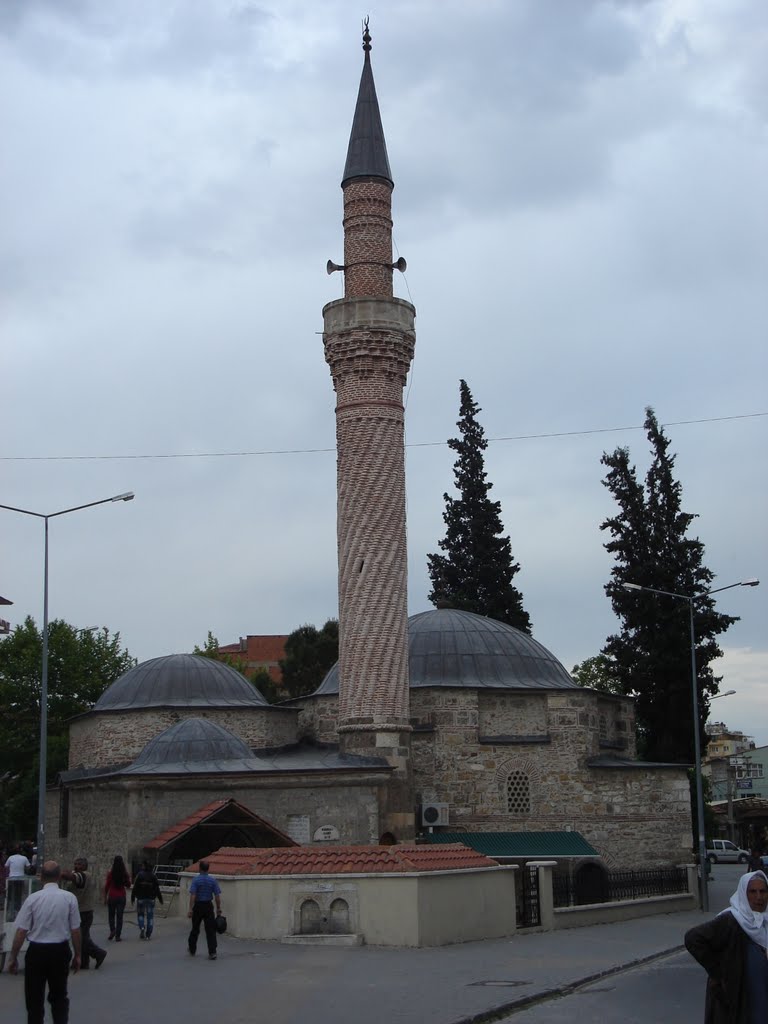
[323,24,416,840]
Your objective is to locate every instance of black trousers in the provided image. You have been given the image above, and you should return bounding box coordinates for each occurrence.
[78,910,105,968]
[24,941,71,1024]
[188,901,217,955]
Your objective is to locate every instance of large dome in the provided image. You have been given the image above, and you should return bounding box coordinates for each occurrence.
[94,653,269,711]
[314,608,578,695]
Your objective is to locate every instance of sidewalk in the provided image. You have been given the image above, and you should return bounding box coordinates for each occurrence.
[0,868,740,1024]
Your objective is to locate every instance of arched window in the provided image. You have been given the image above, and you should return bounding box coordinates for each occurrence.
[506,769,531,814]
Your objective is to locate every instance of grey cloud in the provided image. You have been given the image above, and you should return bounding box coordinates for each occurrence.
[3,0,274,80]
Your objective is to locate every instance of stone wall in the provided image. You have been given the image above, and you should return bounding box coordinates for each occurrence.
[68,706,299,769]
[408,687,686,868]
[47,772,385,884]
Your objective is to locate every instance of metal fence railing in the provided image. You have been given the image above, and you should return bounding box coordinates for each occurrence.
[153,864,182,917]
[552,866,689,908]
[515,865,541,928]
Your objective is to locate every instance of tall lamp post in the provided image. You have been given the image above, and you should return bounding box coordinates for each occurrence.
[622,578,759,911]
[0,492,135,866]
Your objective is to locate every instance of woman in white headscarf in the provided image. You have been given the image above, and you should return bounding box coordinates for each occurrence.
[685,870,768,1023]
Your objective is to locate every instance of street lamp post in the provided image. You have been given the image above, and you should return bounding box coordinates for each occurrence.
[622,578,759,911]
[0,492,134,867]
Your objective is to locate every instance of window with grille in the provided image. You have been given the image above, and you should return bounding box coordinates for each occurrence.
[506,769,531,814]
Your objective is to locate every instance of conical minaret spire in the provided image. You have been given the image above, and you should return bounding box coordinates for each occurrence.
[323,25,416,841]
[341,22,393,189]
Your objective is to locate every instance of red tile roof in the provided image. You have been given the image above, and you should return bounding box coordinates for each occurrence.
[144,798,297,850]
[188,844,499,876]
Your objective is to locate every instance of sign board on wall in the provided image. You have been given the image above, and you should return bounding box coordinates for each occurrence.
[286,814,311,844]
[314,825,340,842]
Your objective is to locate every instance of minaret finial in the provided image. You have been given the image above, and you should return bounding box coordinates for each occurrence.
[362,16,371,53]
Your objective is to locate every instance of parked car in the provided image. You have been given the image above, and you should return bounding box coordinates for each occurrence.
[706,839,750,864]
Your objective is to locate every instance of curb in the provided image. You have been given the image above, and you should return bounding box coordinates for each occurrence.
[450,944,685,1023]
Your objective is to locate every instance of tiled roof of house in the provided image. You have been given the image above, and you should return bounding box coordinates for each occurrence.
[186,844,499,876]
[423,831,600,858]
[144,798,297,851]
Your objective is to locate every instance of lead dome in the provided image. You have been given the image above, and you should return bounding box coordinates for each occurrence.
[314,608,578,695]
[94,653,269,711]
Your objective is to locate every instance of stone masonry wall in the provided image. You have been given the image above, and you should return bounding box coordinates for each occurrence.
[294,695,339,745]
[296,687,683,866]
[68,707,299,769]
[410,687,684,868]
[48,773,384,885]
[478,693,548,737]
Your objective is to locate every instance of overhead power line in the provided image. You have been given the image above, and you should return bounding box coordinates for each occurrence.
[1,412,765,462]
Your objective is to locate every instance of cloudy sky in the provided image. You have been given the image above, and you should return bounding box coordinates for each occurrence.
[2,1,766,742]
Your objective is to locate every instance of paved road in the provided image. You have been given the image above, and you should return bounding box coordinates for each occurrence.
[0,865,744,1024]
[498,949,705,1022]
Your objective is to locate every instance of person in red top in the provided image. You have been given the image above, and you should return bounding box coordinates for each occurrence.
[103,856,131,942]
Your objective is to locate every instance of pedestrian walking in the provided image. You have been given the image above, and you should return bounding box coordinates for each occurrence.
[685,869,768,1023]
[103,855,131,941]
[61,856,106,970]
[4,843,32,918]
[6,860,81,1024]
[131,861,163,940]
[187,861,222,960]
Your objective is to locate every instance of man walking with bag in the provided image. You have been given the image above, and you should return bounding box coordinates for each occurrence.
[187,861,222,961]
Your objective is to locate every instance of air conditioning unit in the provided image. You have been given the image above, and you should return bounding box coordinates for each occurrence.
[421,802,449,827]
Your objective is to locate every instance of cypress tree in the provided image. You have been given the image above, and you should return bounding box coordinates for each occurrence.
[427,380,531,632]
[600,408,737,762]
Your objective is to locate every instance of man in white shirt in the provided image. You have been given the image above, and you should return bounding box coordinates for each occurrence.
[7,860,81,1024]
[4,843,32,917]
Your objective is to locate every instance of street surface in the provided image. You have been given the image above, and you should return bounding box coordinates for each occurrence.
[0,865,743,1024]
[499,949,704,1022]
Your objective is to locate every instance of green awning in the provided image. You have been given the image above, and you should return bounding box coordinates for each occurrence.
[422,831,599,858]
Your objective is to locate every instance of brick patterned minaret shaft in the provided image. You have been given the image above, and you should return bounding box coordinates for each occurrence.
[323,28,416,839]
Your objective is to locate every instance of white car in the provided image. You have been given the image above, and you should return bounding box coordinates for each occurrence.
[706,839,750,864]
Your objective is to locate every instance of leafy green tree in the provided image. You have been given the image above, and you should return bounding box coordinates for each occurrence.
[279,619,339,700]
[193,631,279,703]
[0,617,135,838]
[600,408,737,762]
[427,379,531,632]
[571,654,621,694]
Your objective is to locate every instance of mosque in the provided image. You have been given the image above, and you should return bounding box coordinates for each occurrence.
[49,29,691,880]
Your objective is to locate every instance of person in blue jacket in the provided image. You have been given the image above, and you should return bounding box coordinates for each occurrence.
[187,861,222,960]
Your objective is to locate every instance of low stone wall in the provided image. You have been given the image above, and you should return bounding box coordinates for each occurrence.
[553,891,697,929]
[536,862,698,930]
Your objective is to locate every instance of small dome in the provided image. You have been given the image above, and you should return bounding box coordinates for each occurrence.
[121,718,271,775]
[94,654,268,711]
[315,608,578,695]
